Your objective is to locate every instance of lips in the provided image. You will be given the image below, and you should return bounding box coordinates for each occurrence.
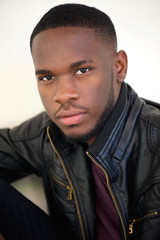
[56,111,86,126]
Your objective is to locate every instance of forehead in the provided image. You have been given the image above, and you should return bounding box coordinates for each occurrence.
[32,26,106,53]
[31,27,109,69]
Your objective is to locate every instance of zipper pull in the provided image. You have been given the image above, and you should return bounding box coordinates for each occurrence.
[67,186,73,200]
[129,220,134,234]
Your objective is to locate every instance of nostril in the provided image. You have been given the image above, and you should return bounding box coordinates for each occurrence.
[54,89,80,103]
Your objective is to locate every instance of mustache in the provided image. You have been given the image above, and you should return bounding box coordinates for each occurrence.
[54,102,89,117]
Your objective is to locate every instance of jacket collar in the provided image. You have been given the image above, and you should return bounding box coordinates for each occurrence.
[87,83,134,158]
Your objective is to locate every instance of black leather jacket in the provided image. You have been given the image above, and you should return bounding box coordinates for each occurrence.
[0,83,160,240]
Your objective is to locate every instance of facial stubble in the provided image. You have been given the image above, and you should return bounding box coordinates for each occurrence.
[62,78,115,145]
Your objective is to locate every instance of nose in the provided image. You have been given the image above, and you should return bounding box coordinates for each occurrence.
[53,76,80,104]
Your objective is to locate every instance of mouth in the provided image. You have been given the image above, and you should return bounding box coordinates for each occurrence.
[57,111,86,126]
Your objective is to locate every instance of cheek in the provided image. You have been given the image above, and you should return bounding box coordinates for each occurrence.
[92,80,108,102]
[86,85,109,115]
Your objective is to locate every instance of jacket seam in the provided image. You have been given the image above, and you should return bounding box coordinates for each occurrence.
[147,124,160,157]
[139,115,160,129]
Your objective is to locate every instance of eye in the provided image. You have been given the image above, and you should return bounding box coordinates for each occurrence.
[39,75,55,81]
[76,68,90,75]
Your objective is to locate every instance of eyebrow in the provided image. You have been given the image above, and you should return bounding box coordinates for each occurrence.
[70,59,94,69]
[35,69,53,75]
[35,59,95,75]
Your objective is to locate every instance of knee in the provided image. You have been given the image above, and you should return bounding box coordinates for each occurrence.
[0,180,16,202]
[0,180,9,193]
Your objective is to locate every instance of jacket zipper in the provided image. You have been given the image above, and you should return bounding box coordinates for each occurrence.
[47,127,86,240]
[51,172,73,200]
[129,211,158,234]
[86,151,127,240]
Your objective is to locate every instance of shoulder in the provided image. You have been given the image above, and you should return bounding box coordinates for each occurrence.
[9,112,50,141]
[140,99,160,125]
[139,99,160,156]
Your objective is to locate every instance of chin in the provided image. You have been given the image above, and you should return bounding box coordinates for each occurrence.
[62,128,96,144]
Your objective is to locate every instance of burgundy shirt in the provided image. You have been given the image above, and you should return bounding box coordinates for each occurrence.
[91,161,121,240]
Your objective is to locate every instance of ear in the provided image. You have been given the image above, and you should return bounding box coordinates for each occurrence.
[114,50,128,83]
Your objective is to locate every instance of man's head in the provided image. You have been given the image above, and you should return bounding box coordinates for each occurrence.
[30,3,117,51]
[31,4,127,146]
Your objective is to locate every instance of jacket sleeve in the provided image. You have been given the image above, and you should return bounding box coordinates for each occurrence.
[0,112,49,182]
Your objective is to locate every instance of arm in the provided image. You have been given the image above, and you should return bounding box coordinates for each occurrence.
[0,112,49,182]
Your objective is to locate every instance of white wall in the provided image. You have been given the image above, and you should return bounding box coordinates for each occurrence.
[0,0,160,128]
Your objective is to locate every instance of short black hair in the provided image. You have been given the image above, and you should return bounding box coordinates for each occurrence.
[30,3,117,50]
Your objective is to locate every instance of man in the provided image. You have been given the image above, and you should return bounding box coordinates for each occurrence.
[0,3,160,240]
